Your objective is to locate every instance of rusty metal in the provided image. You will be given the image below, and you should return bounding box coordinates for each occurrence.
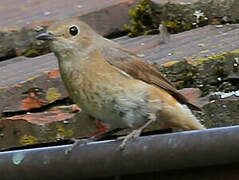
[1,126,239,179]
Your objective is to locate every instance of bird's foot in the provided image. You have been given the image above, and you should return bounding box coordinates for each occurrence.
[119,115,157,151]
[119,129,142,151]
[65,138,93,155]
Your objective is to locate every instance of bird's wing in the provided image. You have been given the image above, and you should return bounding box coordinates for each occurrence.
[101,45,201,111]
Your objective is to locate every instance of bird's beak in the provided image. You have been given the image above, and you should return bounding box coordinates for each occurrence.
[36,32,55,41]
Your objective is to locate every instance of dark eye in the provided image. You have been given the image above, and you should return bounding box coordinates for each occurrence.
[69,26,78,36]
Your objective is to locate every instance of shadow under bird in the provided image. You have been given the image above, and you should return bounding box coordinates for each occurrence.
[36,19,205,151]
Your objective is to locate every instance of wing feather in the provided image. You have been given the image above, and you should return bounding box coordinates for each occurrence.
[101,44,201,111]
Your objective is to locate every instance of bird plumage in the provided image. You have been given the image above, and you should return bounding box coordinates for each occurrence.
[36,19,205,150]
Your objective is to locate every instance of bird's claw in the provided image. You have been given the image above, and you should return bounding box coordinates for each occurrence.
[119,129,141,151]
[65,138,91,155]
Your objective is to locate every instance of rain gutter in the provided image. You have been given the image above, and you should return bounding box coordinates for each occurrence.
[0,126,239,179]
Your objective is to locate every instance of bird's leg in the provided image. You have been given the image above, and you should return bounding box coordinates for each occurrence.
[65,135,97,155]
[120,114,156,150]
[65,121,122,154]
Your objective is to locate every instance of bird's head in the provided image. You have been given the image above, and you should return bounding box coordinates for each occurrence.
[36,19,96,57]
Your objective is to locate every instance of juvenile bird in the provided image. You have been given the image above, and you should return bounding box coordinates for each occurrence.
[36,19,205,150]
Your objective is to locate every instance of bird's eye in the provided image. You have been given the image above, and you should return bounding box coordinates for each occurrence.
[69,26,78,36]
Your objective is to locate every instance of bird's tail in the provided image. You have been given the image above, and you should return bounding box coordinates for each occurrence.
[162,102,205,130]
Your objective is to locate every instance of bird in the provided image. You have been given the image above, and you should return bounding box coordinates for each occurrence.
[36,18,205,151]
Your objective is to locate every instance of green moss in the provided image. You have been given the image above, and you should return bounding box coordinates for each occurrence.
[23,48,41,57]
[19,135,38,145]
[182,52,233,66]
[124,0,158,37]
[231,49,239,54]
[163,60,179,67]
[157,50,239,95]
[23,46,51,57]
[124,0,210,36]
[27,75,40,82]
[125,0,239,37]
[46,88,61,102]
[215,65,226,77]
[161,20,193,34]
[56,124,74,139]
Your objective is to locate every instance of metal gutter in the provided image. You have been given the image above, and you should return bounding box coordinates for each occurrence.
[0,126,239,180]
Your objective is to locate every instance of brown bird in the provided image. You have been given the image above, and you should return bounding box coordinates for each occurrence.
[36,19,205,150]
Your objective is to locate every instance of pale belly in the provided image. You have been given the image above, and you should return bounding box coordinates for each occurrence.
[68,79,154,129]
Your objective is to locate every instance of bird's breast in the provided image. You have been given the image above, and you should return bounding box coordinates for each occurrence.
[57,52,162,129]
